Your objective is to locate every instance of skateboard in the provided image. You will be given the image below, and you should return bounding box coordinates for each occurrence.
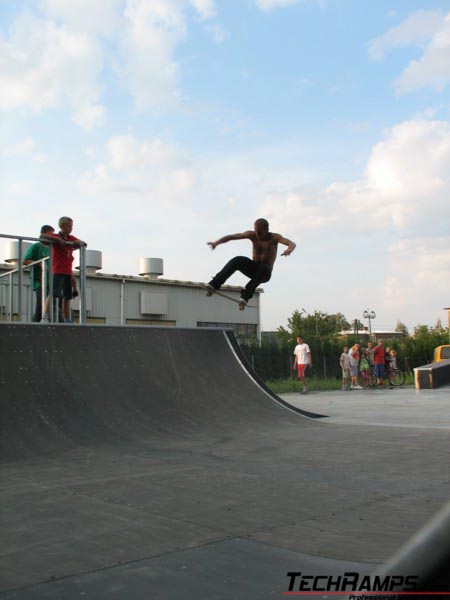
[202,284,257,310]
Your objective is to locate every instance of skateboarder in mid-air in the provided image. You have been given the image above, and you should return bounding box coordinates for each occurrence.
[206,218,296,309]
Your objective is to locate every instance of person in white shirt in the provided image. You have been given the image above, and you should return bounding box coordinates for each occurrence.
[340,346,351,390]
[293,336,312,394]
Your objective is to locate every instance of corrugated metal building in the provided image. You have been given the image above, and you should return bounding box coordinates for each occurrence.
[0,246,261,339]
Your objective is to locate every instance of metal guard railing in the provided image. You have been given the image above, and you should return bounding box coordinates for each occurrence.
[0,233,87,324]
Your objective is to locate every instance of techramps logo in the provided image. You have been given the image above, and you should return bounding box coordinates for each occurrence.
[283,571,450,598]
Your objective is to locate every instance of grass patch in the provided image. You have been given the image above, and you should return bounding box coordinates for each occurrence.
[266,377,342,393]
[266,373,415,394]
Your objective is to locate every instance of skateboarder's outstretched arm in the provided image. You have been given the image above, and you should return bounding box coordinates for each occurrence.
[207,231,251,251]
[274,234,296,256]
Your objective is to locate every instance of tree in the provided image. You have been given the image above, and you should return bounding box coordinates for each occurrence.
[434,318,444,333]
[395,320,409,336]
[351,319,364,333]
[414,324,430,337]
[278,309,347,340]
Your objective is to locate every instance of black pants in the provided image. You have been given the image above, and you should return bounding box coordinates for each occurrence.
[209,256,272,302]
[32,288,43,322]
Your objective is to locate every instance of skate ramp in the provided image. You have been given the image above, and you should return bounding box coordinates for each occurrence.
[0,324,322,461]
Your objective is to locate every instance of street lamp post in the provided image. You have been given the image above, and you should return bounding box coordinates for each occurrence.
[363,309,376,339]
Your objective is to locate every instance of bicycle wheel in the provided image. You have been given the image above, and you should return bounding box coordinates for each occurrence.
[389,369,405,386]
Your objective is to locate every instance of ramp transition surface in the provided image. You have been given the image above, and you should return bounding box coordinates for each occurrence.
[0,324,321,461]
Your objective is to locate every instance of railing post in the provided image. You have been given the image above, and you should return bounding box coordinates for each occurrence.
[41,259,46,323]
[79,245,87,324]
[27,282,32,321]
[120,279,126,325]
[18,239,23,321]
[9,273,13,321]
[48,253,54,323]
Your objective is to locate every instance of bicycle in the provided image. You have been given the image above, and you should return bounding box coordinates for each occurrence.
[359,365,406,387]
[387,366,406,386]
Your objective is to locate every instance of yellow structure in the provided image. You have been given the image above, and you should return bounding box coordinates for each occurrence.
[433,345,450,362]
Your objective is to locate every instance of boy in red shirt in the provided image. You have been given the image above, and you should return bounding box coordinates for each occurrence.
[373,339,386,387]
[40,216,86,323]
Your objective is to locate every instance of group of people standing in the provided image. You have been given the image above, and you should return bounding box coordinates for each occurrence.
[340,340,397,390]
[23,217,86,323]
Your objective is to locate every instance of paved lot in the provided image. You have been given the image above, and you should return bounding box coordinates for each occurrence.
[281,385,450,430]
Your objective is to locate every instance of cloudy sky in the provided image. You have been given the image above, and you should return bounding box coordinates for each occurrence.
[1,0,450,332]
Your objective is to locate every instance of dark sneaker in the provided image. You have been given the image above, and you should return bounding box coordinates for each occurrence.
[205,283,216,297]
[238,299,247,311]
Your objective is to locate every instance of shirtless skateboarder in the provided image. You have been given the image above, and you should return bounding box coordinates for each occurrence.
[206,218,296,309]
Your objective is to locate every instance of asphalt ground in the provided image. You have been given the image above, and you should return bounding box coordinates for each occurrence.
[1,325,449,599]
[280,385,450,430]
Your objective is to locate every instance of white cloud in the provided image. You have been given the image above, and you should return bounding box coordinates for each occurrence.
[33,153,47,164]
[117,0,220,109]
[189,0,217,21]
[382,237,450,316]
[1,0,224,120]
[79,133,196,206]
[4,137,47,163]
[369,10,450,95]
[4,138,36,157]
[395,14,450,95]
[107,134,177,170]
[256,117,450,328]
[7,182,30,196]
[205,24,229,44]
[118,0,187,111]
[260,118,450,238]
[38,0,122,37]
[73,104,106,131]
[368,10,444,61]
[0,11,103,119]
[255,0,303,11]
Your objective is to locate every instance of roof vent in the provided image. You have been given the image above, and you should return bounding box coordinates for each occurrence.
[75,250,102,274]
[4,240,33,266]
[139,257,164,279]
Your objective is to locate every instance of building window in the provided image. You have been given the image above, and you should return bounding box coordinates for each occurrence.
[126,319,176,326]
[197,322,257,337]
[79,316,106,324]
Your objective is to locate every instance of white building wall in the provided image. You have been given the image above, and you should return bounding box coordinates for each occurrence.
[0,264,261,337]
[72,273,261,334]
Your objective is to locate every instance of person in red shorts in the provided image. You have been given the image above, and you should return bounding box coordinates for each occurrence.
[40,216,87,323]
[293,336,312,394]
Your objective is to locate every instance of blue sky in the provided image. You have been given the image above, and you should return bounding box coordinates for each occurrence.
[1,0,450,332]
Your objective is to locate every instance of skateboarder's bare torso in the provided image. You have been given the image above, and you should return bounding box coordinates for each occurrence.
[246,231,280,270]
[207,219,296,273]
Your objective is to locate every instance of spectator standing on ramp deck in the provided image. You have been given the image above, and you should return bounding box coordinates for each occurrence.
[40,216,87,323]
[293,336,312,395]
[206,218,296,309]
[23,225,54,322]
